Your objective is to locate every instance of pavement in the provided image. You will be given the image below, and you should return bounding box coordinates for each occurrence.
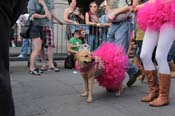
[10,61,175,116]
[9,1,175,116]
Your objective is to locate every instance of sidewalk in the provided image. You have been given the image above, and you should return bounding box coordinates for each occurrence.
[10,61,175,116]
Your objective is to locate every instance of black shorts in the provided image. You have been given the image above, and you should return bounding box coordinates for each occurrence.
[29,25,44,39]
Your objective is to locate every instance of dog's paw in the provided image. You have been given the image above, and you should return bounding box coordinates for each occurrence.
[87,98,93,103]
[115,87,123,96]
[115,91,121,96]
[80,92,88,97]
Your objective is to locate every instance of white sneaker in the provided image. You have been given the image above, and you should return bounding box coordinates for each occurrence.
[12,43,16,47]
[18,54,24,58]
[73,70,78,74]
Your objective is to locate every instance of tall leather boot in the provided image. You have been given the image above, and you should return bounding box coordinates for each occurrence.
[141,70,159,102]
[149,73,171,107]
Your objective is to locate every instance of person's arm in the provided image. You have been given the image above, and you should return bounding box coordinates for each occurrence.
[132,0,152,11]
[31,13,47,19]
[51,13,63,25]
[102,23,111,27]
[107,0,140,21]
[107,5,130,21]
[73,7,84,20]
[77,13,84,20]
[78,14,84,20]
[38,0,51,20]
[67,43,79,54]
[64,8,78,24]
[134,4,144,11]
[85,12,96,26]
[28,0,47,19]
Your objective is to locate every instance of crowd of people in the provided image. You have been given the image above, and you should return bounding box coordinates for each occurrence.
[1,0,175,115]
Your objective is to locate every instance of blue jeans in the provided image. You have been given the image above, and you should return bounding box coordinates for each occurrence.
[107,20,139,77]
[87,34,99,51]
[20,39,30,56]
[99,28,108,43]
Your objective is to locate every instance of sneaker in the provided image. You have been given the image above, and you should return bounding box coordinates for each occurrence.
[29,69,41,75]
[127,69,142,87]
[12,43,16,47]
[73,70,78,74]
[18,54,25,58]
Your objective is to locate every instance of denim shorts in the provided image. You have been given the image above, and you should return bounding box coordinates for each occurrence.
[29,25,44,39]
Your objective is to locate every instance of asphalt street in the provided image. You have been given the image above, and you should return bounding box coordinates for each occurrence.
[10,61,175,116]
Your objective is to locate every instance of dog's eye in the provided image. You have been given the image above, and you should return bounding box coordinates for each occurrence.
[84,55,88,57]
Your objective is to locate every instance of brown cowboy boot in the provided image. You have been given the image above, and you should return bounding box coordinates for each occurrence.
[149,73,171,107]
[141,70,159,102]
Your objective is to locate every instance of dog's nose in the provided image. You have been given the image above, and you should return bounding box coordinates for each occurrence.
[83,61,88,64]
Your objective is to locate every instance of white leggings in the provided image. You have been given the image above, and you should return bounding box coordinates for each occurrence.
[140,23,175,74]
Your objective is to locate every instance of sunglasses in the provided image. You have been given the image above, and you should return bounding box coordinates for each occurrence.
[90,5,97,8]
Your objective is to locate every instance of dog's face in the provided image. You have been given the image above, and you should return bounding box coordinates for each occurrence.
[75,50,95,67]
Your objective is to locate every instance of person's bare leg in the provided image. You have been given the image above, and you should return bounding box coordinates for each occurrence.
[47,46,55,68]
[30,38,42,71]
[40,48,47,69]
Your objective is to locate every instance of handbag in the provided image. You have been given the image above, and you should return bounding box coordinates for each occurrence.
[64,54,75,69]
[20,17,33,38]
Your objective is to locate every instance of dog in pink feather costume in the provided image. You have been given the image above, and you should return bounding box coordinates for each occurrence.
[93,42,128,90]
[75,42,128,103]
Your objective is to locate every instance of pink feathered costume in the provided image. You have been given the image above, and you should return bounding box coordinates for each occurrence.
[137,0,175,31]
[93,42,128,90]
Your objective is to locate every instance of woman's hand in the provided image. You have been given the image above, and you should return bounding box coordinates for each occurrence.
[96,23,102,27]
[74,7,80,15]
[44,11,51,20]
[72,21,79,25]
[107,9,118,22]
[129,5,137,12]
